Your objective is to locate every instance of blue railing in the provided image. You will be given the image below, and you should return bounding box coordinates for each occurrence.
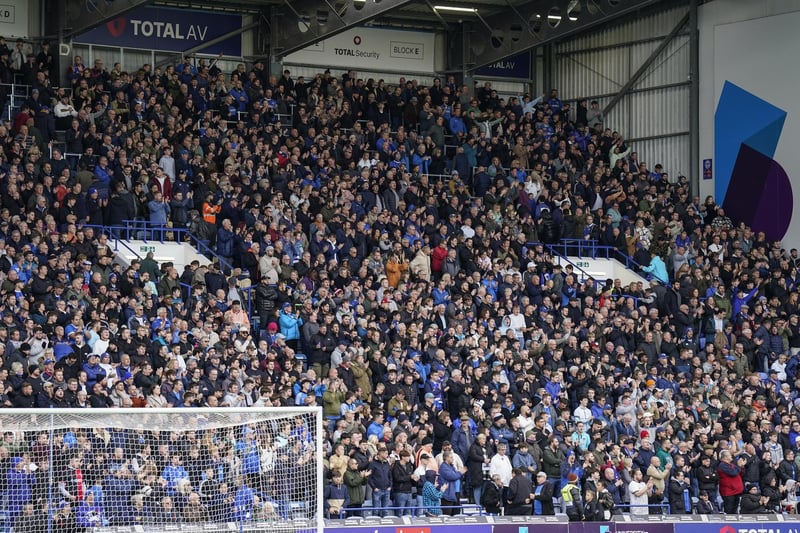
[547,239,646,272]
[616,503,671,514]
[80,220,233,273]
[338,503,483,518]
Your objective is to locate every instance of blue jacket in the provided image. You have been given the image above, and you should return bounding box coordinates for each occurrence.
[82,361,107,389]
[233,485,256,521]
[366,420,384,441]
[489,423,516,446]
[438,461,462,502]
[278,309,302,341]
[323,482,350,515]
[76,501,105,528]
[642,255,669,284]
[6,465,34,516]
[148,200,171,224]
[216,227,235,257]
[162,464,189,494]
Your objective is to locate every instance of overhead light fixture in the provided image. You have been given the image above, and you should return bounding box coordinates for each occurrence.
[548,15,562,21]
[433,5,478,13]
[567,0,579,20]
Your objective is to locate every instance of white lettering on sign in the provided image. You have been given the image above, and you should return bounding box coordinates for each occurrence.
[130,19,208,40]
[389,41,424,59]
[0,4,15,23]
[487,60,515,70]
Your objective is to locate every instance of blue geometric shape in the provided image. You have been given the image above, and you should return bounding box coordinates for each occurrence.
[743,118,786,159]
[714,81,787,205]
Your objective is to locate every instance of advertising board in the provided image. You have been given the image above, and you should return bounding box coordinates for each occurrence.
[76,6,243,55]
[283,27,436,74]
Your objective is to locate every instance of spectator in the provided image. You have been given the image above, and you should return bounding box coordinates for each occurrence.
[421,470,447,517]
[480,473,503,514]
[323,471,349,518]
[505,467,533,515]
[368,445,392,516]
[718,450,746,513]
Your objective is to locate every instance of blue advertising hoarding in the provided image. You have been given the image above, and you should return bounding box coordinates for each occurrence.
[474,51,531,80]
[76,6,243,56]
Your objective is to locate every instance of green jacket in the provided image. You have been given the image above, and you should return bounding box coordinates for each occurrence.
[344,469,367,505]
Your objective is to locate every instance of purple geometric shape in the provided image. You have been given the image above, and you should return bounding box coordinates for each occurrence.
[752,159,793,241]
[722,144,792,241]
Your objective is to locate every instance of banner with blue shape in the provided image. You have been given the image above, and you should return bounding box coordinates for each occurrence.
[76,6,243,56]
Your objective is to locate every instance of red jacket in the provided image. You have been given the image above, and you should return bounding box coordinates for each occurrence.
[431,244,448,273]
[718,461,744,496]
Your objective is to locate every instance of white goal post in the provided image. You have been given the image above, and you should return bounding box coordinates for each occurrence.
[0,407,323,532]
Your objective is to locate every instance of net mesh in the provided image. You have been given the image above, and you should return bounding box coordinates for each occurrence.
[0,407,322,532]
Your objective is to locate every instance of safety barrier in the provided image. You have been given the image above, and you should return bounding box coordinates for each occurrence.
[324,516,800,533]
[338,503,483,518]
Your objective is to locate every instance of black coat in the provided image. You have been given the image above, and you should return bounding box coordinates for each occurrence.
[668,479,690,513]
[740,492,768,514]
[255,282,278,320]
[506,474,533,515]
[532,480,555,515]
[468,442,489,486]
[481,480,502,513]
[583,498,603,521]
[694,463,719,491]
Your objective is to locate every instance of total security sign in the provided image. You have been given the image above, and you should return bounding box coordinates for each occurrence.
[284,27,435,73]
[76,6,243,56]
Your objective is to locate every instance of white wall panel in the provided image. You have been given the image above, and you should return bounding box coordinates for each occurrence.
[627,85,690,139]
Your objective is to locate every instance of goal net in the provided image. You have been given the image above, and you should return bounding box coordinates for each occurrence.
[0,407,323,532]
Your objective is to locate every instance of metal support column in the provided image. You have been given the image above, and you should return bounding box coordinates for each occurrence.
[461,22,475,97]
[602,10,690,117]
[689,0,700,195]
[542,43,554,95]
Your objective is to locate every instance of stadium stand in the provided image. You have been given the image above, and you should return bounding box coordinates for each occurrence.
[0,40,798,528]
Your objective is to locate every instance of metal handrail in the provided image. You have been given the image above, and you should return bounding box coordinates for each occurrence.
[337,503,483,518]
[80,224,144,262]
[80,220,233,274]
[615,503,671,514]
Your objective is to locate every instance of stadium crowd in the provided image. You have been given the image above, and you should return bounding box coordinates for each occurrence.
[0,41,798,530]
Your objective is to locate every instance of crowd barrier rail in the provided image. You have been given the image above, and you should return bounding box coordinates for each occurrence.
[86,515,800,533]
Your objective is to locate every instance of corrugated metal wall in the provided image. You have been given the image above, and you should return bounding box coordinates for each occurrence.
[553,3,691,178]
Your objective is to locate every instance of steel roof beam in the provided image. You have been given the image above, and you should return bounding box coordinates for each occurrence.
[63,0,153,39]
[272,0,415,58]
[464,0,664,72]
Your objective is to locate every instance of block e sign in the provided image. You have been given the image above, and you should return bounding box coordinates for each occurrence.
[0,5,15,23]
[390,41,424,60]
